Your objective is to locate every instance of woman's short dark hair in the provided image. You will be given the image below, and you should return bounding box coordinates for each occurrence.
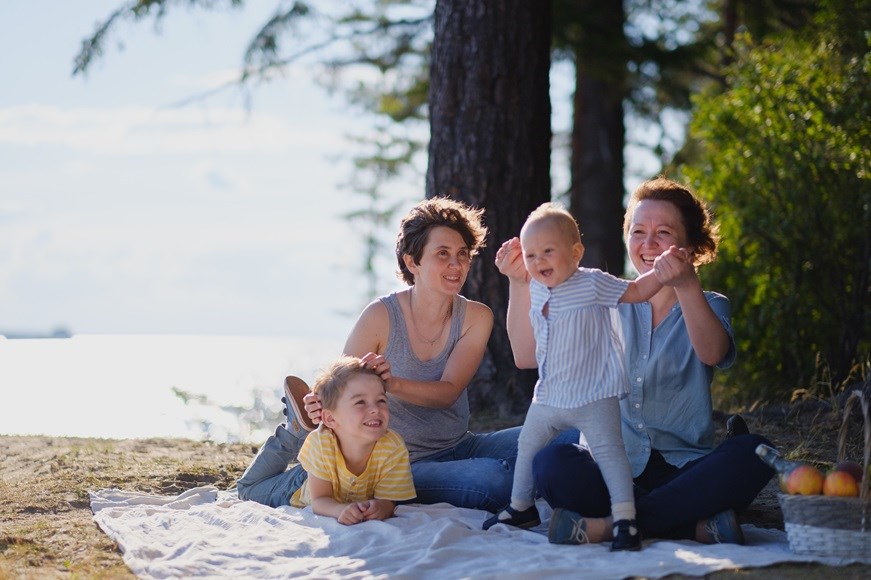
[623,176,719,266]
[395,197,488,285]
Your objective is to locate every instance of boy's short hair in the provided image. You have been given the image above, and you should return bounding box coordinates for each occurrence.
[395,196,488,285]
[521,202,582,246]
[311,356,385,411]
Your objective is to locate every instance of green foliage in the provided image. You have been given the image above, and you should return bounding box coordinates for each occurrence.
[684,27,870,403]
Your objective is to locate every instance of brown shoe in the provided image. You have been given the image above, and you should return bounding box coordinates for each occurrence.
[282,376,317,432]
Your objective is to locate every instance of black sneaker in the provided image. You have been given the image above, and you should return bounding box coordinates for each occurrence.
[610,519,642,551]
[725,414,749,439]
[482,505,540,530]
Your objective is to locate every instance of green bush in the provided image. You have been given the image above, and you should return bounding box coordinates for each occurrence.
[683,32,870,403]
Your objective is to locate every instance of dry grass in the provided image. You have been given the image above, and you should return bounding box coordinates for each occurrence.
[0,401,869,578]
[0,437,252,578]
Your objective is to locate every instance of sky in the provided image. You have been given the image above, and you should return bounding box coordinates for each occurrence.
[0,1,418,344]
[0,2,665,346]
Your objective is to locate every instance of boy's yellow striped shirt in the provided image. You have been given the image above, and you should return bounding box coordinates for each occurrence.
[291,427,416,507]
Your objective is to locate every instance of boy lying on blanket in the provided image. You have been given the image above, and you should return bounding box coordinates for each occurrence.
[288,356,416,524]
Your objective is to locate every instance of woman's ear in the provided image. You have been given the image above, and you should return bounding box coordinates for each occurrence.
[402,253,417,274]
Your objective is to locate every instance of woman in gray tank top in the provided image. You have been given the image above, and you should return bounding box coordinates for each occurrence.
[237,197,521,513]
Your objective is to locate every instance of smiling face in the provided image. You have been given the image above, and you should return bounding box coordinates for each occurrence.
[403,226,471,294]
[322,373,389,444]
[626,199,688,274]
[520,217,583,288]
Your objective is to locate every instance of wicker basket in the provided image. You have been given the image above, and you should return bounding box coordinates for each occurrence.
[778,389,870,559]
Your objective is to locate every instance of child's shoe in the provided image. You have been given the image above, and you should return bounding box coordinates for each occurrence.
[610,519,642,551]
[547,508,590,544]
[482,505,540,530]
[282,376,317,434]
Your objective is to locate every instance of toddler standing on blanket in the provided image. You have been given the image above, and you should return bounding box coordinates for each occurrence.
[484,203,680,551]
[241,356,416,525]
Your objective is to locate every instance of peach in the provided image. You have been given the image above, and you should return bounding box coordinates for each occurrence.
[823,469,860,497]
[785,465,824,495]
[834,461,864,483]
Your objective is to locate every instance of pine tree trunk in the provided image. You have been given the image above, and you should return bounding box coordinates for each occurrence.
[427,0,552,416]
[569,0,627,276]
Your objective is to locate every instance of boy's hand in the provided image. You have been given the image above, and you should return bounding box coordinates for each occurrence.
[337,502,367,525]
[495,238,529,282]
[360,499,396,521]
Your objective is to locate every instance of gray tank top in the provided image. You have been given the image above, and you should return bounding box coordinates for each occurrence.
[381,292,471,461]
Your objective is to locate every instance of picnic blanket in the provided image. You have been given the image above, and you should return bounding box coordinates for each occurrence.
[90,486,869,579]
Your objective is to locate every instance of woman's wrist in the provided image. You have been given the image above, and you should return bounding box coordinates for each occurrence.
[674,271,703,295]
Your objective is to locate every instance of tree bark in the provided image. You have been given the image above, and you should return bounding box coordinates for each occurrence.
[569,0,627,275]
[427,0,552,415]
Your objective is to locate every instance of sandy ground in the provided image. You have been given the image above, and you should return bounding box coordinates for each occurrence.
[1,404,869,578]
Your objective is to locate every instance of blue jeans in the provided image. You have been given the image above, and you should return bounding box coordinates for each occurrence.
[533,432,774,539]
[236,424,522,512]
[236,425,308,508]
[410,426,522,513]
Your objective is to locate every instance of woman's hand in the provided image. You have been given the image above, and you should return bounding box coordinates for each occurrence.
[653,246,697,288]
[655,245,729,365]
[495,238,529,282]
[302,391,323,426]
[360,352,393,383]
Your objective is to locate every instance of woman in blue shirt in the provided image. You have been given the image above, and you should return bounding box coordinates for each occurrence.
[496,177,773,545]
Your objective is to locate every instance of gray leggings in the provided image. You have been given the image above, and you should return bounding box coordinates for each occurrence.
[514,397,634,517]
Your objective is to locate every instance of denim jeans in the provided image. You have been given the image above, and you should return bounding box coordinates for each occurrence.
[236,425,308,508]
[236,424,525,513]
[532,432,774,539]
[409,426,522,513]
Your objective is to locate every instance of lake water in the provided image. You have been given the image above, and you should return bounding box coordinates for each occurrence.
[0,334,341,444]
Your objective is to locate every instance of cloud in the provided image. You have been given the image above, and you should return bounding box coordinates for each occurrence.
[0,104,346,155]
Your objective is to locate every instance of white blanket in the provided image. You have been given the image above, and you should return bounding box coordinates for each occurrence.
[90,486,867,579]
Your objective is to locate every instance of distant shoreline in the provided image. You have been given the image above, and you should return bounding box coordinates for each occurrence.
[0,326,72,339]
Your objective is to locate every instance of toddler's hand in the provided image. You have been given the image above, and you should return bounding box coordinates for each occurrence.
[671,246,693,263]
[653,246,696,287]
[495,238,529,282]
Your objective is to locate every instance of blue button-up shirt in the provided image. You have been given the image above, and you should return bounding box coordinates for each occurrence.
[618,291,736,476]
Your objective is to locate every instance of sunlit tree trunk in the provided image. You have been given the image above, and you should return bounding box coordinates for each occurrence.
[427,0,552,415]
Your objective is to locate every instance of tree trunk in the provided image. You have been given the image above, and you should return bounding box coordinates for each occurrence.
[569,0,627,275]
[427,0,552,416]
